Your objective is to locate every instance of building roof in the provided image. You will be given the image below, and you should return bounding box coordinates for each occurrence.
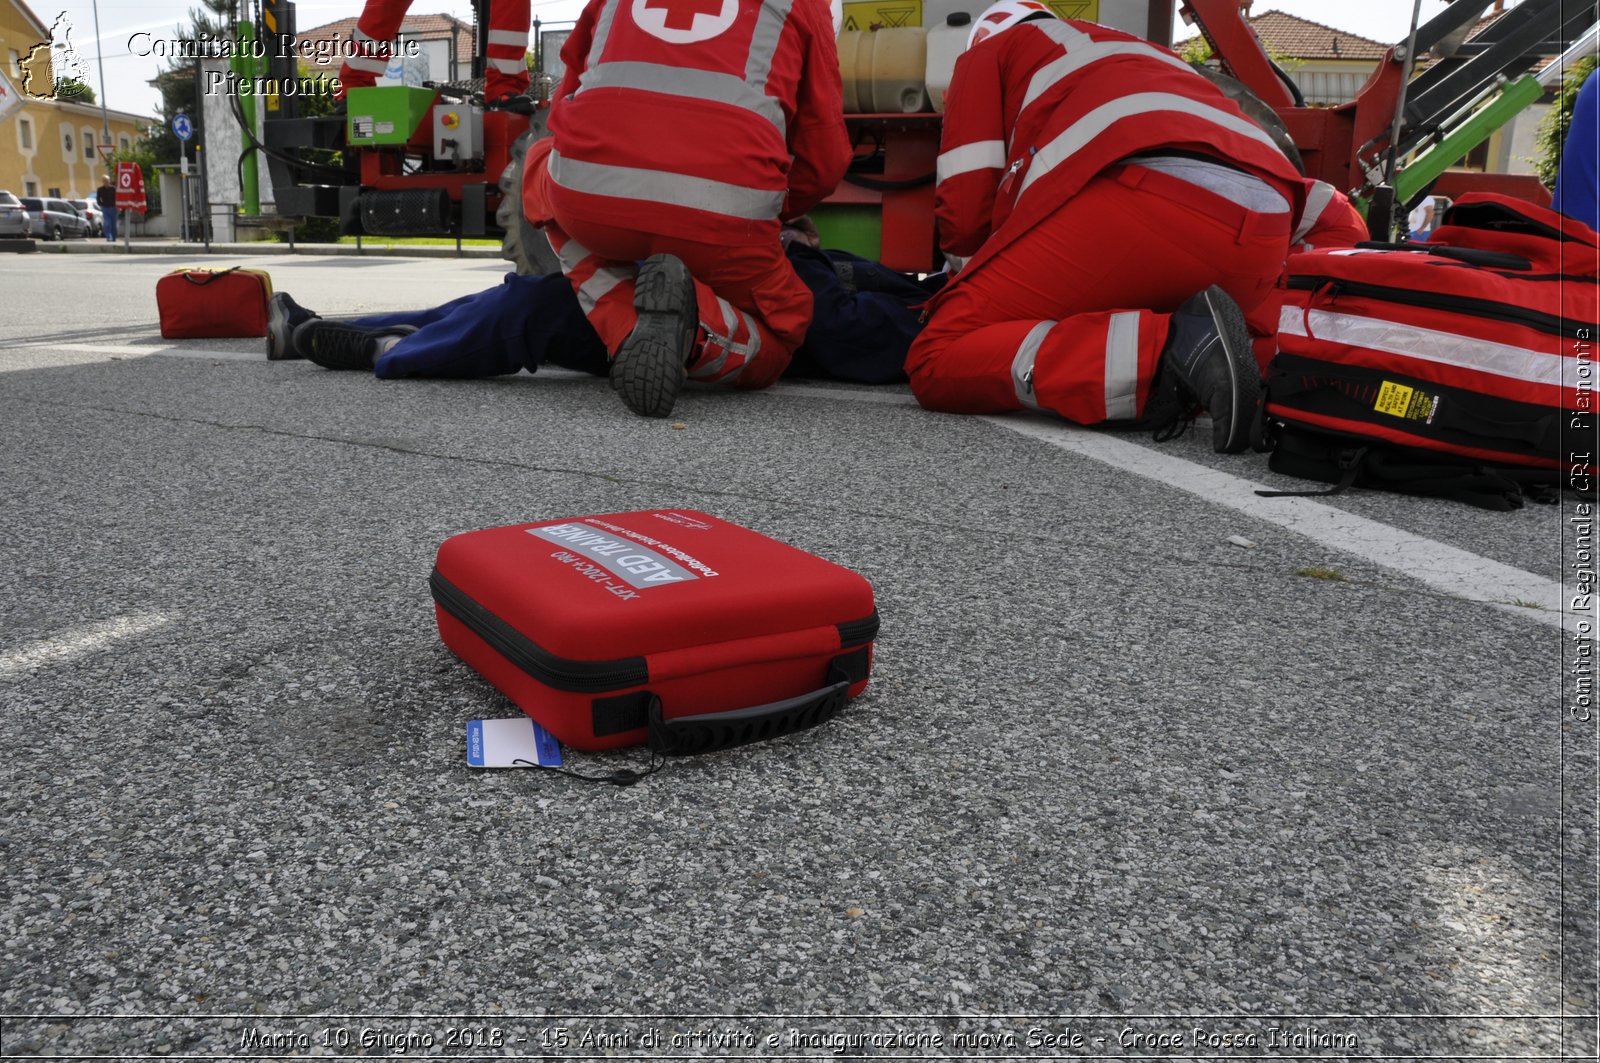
[1177,8,1391,63]
[9,0,52,39]
[1248,9,1390,62]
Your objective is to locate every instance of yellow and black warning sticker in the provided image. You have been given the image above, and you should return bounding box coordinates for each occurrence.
[1043,0,1098,19]
[841,0,922,30]
[1374,380,1441,424]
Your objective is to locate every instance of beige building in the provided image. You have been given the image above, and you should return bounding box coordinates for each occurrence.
[1,0,155,198]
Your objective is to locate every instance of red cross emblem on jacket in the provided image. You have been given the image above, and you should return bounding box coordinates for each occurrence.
[632,0,735,42]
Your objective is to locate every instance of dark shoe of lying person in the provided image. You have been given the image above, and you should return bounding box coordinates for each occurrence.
[1157,285,1259,454]
[299,321,417,371]
[267,292,319,361]
[611,254,695,418]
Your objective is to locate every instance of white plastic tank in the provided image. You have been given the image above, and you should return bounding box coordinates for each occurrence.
[837,27,930,113]
[925,11,972,113]
[922,0,978,29]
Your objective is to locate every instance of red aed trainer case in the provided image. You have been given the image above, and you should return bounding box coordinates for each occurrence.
[156,267,273,338]
[430,510,878,754]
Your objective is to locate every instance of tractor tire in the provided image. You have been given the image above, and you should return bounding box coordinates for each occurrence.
[498,120,561,277]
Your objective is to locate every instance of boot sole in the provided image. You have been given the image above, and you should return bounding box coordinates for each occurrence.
[1202,286,1260,454]
[611,254,693,418]
[266,296,305,361]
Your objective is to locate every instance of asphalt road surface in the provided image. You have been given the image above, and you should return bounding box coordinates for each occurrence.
[1,248,1595,1060]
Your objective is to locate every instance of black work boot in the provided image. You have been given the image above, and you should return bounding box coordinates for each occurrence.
[1155,286,1259,453]
[610,254,695,418]
[297,321,416,371]
[266,292,318,361]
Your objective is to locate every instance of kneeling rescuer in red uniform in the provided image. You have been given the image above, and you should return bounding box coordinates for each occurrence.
[908,0,1306,453]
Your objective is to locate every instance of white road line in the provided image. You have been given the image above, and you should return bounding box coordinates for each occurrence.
[994,413,1578,634]
[771,384,1579,634]
[36,342,261,361]
[0,613,173,679]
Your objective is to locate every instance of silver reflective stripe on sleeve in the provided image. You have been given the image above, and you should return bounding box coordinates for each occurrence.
[1022,38,1197,113]
[1012,320,1054,410]
[1019,92,1284,199]
[1277,307,1568,388]
[351,26,380,44]
[1104,311,1141,420]
[549,150,786,219]
[1294,180,1337,243]
[577,62,786,133]
[487,30,526,47]
[345,55,389,74]
[936,140,1006,183]
[489,57,526,74]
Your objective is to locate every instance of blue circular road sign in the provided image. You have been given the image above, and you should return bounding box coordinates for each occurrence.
[172,114,193,141]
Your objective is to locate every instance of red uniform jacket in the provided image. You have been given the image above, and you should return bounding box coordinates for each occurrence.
[548,0,850,244]
[934,18,1306,277]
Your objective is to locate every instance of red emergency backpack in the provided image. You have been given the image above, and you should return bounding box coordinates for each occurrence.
[1254,193,1597,510]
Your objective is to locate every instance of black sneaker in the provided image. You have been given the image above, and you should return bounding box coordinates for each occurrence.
[266,292,318,361]
[298,321,416,371]
[1157,286,1259,453]
[611,254,695,418]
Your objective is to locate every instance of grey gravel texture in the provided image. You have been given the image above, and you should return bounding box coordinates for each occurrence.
[0,254,1594,1060]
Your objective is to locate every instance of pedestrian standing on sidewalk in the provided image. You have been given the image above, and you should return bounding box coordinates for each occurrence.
[95,178,116,242]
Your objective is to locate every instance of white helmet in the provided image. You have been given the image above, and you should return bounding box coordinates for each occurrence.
[967,0,1056,48]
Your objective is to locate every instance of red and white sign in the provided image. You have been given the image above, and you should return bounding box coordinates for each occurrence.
[114,161,147,215]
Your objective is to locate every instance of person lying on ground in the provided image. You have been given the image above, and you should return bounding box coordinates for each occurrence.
[265,223,944,388]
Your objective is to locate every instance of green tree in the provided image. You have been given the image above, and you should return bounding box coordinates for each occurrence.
[1534,56,1597,191]
[145,0,236,167]
[53,76,94,102]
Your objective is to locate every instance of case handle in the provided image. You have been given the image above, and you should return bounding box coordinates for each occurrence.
[646,674,852,757]
[179,266,243,286]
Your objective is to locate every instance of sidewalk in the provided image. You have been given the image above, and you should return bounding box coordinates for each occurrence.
[8,235,506,259]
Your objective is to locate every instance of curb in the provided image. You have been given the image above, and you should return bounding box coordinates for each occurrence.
[17,239,507,260]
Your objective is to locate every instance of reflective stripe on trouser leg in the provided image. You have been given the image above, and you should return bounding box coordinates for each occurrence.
[484,0,532,98]
[543,219,639,354]
[1103,311,1142,420]
[689,294,765,385]
[1026,308,1163,424]
[909,309,1164,424]
[1010,321,1054,411]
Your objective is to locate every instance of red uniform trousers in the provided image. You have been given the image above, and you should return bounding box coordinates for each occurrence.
[540,193,811,391]
[338,0,530,100]
[907,164,1292,424]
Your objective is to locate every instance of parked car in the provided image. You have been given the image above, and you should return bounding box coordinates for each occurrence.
[70,198,104,236]
[0,191,30,237]
[19,196,93,240]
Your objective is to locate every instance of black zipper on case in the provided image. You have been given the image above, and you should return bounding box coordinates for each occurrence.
[429,569,649,693]
[1286,274,1580,338]
[837,612,881,648]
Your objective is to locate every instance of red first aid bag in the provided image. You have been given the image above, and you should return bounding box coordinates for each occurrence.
[1256,194,1596,506]
[431,510,878,754]
[156,267,273,338]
